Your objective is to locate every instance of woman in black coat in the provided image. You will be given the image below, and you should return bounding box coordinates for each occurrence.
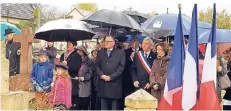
[60,42,82,110]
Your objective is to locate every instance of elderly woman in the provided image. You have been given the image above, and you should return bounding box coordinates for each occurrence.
[149,42,170,103]
[76,46,93,110]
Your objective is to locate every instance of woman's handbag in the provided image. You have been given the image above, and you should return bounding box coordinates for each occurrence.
[220,74,231,89]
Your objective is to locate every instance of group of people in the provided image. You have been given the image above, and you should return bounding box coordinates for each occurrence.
[29,35,175,110]
[4,27,231,110]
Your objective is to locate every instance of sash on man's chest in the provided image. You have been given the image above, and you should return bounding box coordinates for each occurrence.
[136,51,152,75]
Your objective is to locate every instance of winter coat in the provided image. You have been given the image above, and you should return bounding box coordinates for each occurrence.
[149,56,169,102]
[30,61,54,93]
[49,75,72,108]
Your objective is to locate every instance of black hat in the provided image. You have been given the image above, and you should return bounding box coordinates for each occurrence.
[4,28,15,36]
[37,50,48,56]
[55,63,69,70]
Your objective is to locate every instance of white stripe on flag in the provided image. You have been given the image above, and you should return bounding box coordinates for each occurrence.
[201,43,217,87]
[182,50,198,110]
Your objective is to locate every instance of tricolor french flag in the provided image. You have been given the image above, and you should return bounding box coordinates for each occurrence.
[182,4,199,110]
[199,4,221,110]
[158,6,185,110]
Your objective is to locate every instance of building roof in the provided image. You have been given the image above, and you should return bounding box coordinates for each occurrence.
[67,8,92,17]
[1,3,38,20]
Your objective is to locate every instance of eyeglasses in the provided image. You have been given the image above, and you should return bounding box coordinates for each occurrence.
[105,41,113,43]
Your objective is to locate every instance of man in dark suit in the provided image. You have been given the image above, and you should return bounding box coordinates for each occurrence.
[122,37,141,104]
[96,35,126,110]
[131,37,157,92]
[5,28,21,76]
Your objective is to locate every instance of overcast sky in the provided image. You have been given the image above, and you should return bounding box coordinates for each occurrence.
[5,0,231,17]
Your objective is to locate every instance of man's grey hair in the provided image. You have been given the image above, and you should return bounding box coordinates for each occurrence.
[143,37,154,46]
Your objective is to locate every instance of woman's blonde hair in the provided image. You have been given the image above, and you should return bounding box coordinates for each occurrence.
[55,68,70,78]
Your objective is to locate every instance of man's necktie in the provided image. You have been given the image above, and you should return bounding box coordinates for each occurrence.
[107,50,111,57]
[145,53,148,59]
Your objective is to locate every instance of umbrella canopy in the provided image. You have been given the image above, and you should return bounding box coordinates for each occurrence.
[35,19,95,42]
[81,9,143,31]
[141,14,191,36]
[198,29,231,44]
[123,10,148,24]
[1,22,21,40]
[92,32,107,39]
[198,21,211,28]
[142,28,172,39]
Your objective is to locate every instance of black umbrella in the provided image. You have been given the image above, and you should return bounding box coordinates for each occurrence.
[81,9,143,32]
[142,28,172,39]
[35,19,95,42]
[123,10,148,24]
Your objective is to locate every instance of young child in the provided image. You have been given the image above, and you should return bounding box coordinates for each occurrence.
[30,50,54,110]
[49,63,72,110]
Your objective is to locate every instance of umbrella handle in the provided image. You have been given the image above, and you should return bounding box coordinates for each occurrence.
[109,26,112,35]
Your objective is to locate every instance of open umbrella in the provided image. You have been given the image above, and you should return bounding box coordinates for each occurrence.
[142,28,172,39]
[81,9,143,32]
[198,29,231,44]
[1,22,21,40]
[123,10,148,24]
[141,14,191,36]
[35,19,95,42]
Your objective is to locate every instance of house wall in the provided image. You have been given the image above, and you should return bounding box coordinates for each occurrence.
[68,10,84,20]
[1,17,25,24]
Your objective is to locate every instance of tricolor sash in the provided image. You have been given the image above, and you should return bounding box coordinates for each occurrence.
[137,51,151,75]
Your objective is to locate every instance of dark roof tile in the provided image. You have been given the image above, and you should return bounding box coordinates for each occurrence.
[1,3,38,20]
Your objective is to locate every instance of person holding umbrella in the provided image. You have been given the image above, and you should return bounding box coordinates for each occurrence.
[60,41,82,110]
[121,37,141,107]
[4,28,21,76]
[96,35,126,110]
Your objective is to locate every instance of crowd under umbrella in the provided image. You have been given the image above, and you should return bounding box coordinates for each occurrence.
[141,14,191,36]
[34,19,95,42]
[123,10,148,24]
[81,9,144,34]
[1,22,21,40]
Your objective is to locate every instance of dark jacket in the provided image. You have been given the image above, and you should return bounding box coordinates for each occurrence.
[122,47,141,97]
[96,48,126,99]
[131,51,157,89]
[60,50,82,96]
[5,40,21,76]
[46,46,57,64]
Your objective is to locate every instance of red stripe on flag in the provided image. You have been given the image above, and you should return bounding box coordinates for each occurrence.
[158,97,172,110]
[172,89,183,110]
[158,89,183,110]
[199,81,221,110]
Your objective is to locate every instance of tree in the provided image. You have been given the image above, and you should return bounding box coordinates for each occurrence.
[40,5,67,24]
[199,8,231,29]
[146,10,158,17]
[75,3,98,12]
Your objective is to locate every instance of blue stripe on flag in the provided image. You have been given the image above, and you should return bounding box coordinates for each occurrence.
[210,4,217,58]
[167,7,186,90]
